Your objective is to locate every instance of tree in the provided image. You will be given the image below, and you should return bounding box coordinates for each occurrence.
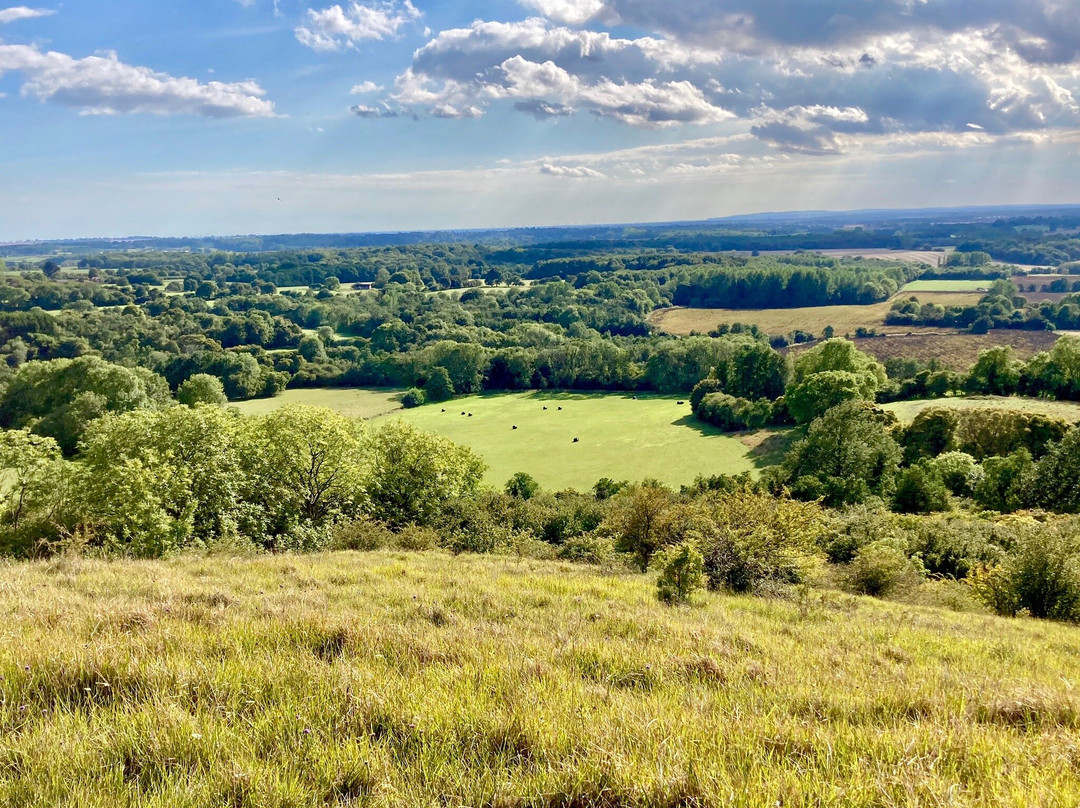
[973,449,1034,513]
[784,401,902,506]
[425,366,455,402]
[785,370,867,424]
[606,483,676,571]
[0,357,172,454]
[41,260,62,279]
[298,334,327,362]
[901,408,959,464]
[1028,428,1080,513]
[965,347,1022,396]
[367,420,485,526]
[401,388,426,408]
[79,406,248,556]
[0,430,71,555]
[786,339,885,424]
[933,452,983,497]
[893,460,950,514]
[689,489,826,592]
[243,405,369,543]
[177,374,227,407]
[505,472,540,500]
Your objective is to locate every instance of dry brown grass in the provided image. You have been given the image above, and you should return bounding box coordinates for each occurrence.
[787,330,1063,370]
[651,292,984,337]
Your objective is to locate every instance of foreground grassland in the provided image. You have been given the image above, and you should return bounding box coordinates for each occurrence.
[2,551,1079,807]
[375,392,758,489]
[882,395,1080,423]
[233,388,404,420]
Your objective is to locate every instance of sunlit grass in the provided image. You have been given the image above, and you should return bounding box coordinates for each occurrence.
[0,551,1078,806]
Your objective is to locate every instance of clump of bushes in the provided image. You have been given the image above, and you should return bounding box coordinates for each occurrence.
[653,543,705,604]
[848,539,924,597]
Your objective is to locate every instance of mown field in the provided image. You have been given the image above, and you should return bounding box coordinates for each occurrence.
[2,551,1079,807]
[377,392,760,490]
[650,292,985,337]
[882,395,1080,423]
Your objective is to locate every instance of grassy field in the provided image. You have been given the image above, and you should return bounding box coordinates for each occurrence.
[882,395,1080,423]
[376,392,759,490]
[2,550,1079,806]
[901,280,992,293]
[233,388,404,420]
[651,292,985,337]
[759,248,949,265]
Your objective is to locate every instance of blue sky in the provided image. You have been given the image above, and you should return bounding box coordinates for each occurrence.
[2,0,1080,239]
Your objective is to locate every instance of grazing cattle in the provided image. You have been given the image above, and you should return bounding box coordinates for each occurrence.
[441,409,446,412]
[677,401,684,405]
[543,406,548,410]
[558,406,563,411]
[461,412,466,415]
[573,437,579,443]
[468,413,473,417]
[512,425,518,430]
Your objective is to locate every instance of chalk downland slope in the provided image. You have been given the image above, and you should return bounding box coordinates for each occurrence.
[3,551,1079,806]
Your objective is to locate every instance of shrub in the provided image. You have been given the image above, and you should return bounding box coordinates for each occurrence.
[848,539,924,597]
[892,460,951,514]
[424,367,455,402]
[973,449,1034,513]
[505,472,540,500]
[970,524,1080,621]
[653,543,705,605]
[933,452,983,497]
[689,489,826,592]
[401,388,426,408]
[695,393,771,432]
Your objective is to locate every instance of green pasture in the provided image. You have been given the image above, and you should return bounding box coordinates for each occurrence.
[883,395,1080,423]
[378,391,761,490]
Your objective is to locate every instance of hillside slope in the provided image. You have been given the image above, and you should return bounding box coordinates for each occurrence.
[2,551,1078,806]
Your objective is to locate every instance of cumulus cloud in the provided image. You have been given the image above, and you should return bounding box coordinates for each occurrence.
[0,6,53,23]
[0,44,276,117]
[351,102,397,117]
[539,163,606,178]
[296,1,421,51]
[350,80,383,94]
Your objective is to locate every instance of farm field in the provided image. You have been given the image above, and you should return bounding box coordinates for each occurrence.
[2,550,1080,806]
[882,395,1080,423]
[651,292,985,337]
[232,387,404,420]
[788,330,1063,370]
[760,248,949,265]
[901,280,992,293]
[377,391,759,490]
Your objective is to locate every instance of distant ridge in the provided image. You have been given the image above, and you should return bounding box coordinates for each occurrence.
[3,203,1080,257]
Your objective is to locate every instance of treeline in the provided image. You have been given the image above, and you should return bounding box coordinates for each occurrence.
[672,257,921,309]
[887,280,1080,332]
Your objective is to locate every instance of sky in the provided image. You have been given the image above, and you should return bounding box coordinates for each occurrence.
[1,0,1080,240]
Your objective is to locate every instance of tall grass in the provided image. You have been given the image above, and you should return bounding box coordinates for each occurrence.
[0,551,1077,806]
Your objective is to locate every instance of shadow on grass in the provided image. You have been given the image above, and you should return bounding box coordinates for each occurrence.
[670,414,802,470]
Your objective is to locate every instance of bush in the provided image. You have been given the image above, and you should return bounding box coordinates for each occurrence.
[848,539,924,597]
[401,388,426,408]
[695,393,771,432]
[892,460,951,514]
[973,449,1034,513]
[653,542,705,605]
[970,524,1080,621]
[505,472,540,500]
[424,367,455,402]
[933,452,983,497]
[690,489,826,593]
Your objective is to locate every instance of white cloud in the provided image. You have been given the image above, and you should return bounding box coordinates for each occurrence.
[296,1,421,51]
[0,6,53,24]
[0,44,277,117]
[539,163,606,178]
[520,0,605,26]
[350,80,383,93]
